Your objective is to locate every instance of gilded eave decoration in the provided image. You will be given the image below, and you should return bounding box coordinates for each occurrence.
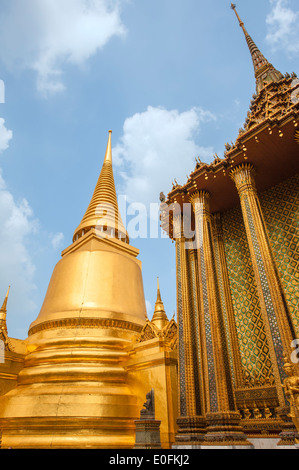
[136,317,177,349]
[241,74,298,134]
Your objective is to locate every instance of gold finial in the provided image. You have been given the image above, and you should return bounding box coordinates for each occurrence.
[157,277,162,302]
[0,286,10,332]
[104,130,113,164]
[231,3,247,35]
[0,286,10,313]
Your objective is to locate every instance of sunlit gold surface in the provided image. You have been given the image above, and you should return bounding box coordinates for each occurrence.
[127,338,178,449]
[151,278,169,331]
[30,232,146,329]
[0,230,148,448]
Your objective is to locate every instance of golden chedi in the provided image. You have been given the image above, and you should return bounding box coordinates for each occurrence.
[0,131,148,448]
[0,287,10,349]
[151,278,169,331]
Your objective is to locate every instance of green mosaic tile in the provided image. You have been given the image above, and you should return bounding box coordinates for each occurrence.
[222,206,274,381]
[260,174,299,336]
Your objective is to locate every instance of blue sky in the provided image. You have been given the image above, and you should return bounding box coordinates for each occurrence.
[0,0,298,339]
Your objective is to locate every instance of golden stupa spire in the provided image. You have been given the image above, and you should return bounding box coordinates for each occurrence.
[73,130,129,243]
[0,286,10,336]
[156,277,162,302]
[0,286,10,317]
[104,129,113,163]
[151,277,169,330]
[231,3,283,94]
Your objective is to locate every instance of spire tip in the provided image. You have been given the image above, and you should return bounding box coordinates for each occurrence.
[1,285,10,313]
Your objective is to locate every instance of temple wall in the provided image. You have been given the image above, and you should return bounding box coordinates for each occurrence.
[222,203,273,382]
[0,339,26,397]
[259,173,299,337]
[222,173,299,382]
[126,338,178,449]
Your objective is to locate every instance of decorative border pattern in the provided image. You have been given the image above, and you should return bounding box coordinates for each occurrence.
[197,218,218,412]
[176,240,187,417]
[244,196,285,381]
[28,317,143,336]
[188,250,202,416]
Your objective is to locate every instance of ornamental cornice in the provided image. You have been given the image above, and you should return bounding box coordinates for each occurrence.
[28,317,143,336]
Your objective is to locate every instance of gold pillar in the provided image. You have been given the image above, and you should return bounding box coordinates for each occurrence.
[211,213,244,389]
[173,214,206,444]
[190,191,251,446]
[230,164,296,407]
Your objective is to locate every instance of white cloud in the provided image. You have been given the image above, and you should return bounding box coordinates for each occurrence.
[266,0,299,55]
[0,171,39,327]
[0,117,59,338]
[145,300,152,318]
[50,232,64,250]
[0,119,13,153]
[113,106,216,208]
[0,0,127,95]
[0,167,67,338]
[0,93,39,337]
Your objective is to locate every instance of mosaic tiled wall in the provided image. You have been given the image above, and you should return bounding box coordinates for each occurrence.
[260,174,299,337]
[222,173,299,382]
[176,242,187,416]
[222,206,273,381]
[187,251,203,416]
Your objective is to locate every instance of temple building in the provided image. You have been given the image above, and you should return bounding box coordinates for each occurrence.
[160,4,299,447]
[1,4,299,449]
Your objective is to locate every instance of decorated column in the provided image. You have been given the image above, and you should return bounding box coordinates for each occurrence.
[190,190,250,446]
[211,213,244,389]
[230,163,296,407]
[173,214,206,444]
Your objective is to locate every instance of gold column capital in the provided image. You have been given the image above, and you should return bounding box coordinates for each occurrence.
[189,190,211,218]
[189,190,210,204]
[173,214,183,240]
[230,163,256,195]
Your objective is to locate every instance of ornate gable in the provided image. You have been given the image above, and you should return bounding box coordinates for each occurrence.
[136,320,160,343]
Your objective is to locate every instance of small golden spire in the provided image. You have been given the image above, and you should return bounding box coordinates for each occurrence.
[0,286,10,336]
[73,130,129,243]
[0,286,10,315]
[156,277,162,302]
[151,277,169,330]
[0,286,12,351]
